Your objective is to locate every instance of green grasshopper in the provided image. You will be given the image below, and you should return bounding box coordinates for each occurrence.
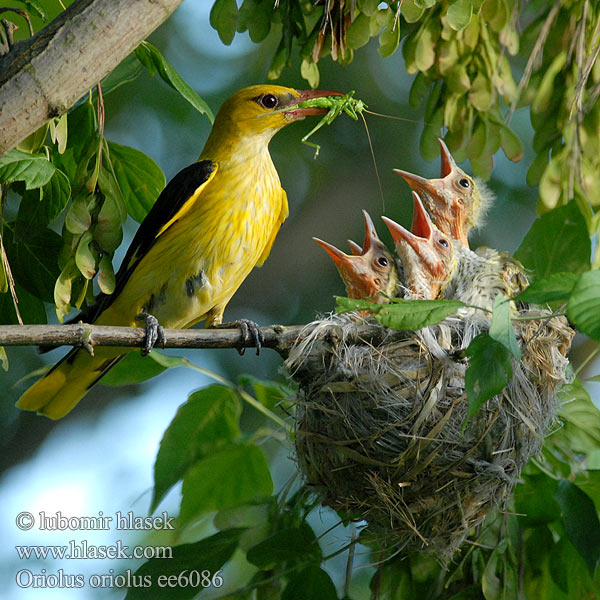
[295,90,367,158]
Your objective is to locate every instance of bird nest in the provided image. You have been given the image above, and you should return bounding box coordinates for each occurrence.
[285,310,573,560]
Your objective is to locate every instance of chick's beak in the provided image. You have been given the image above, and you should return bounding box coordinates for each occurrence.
[361,210,380,253]
[438,138,458,177]
[381,216,421,255]
[285,89,344,118]
[410,191,434,240]
[347,239,363,256]
[393,167,439,197]
[313,237,352,268]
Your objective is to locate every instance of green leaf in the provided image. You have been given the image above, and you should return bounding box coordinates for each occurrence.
[65,194,92,234]
[180,443,273,524]
[527,151,550,186]
[499,125,523,162]
[239,375,291,412]
[415,19,438,72]
[94,193,124,253]
[335,295,381,314]
[105,141,165,223]
[554,480,600,575]
[17,0,47,21]
[16,169,71,233]
[247,522,321,569]
[489,296,521,360]
[401,0,425,23]
[209,0,239,45]
[100,52,144,96]
[346,12,372,49]
[135,42,214,122]
[74,230,97,279]
[300,58,320,88]
[377,298,465,330]
[151,385,242,512]
[515,474,560,526]
[238,0,272,42]
[97,254,115,295]
[3,223,61,304]
[469,73,493,111]
[18,122,50,154]
[0,347,7,371]
[0,150,55,190]
[465,334,512,420]
[516,272,579,304]
[514,202,591,281]
[0,283,46,325]
[50,114,68,154]
[378,10,401,58]
[125,529,243,600]
[421,107,444,160]
[282,565,338,600]
[567,270,600,341]
[555,379,600,455]
[481,546,501,600]
[53,258,78,322]
[409,72,430,109]
[446,0,474,31]
[99,350,166,387]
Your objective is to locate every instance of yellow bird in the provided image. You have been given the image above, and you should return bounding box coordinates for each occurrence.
[18,84,341,419]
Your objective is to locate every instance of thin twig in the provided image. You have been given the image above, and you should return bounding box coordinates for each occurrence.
[0,320,408,358]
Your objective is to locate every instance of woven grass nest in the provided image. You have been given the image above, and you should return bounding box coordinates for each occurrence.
[285,310,574,560]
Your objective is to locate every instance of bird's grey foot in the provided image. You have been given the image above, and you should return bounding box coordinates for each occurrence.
[216,319,264,355]
[137,310,166,356]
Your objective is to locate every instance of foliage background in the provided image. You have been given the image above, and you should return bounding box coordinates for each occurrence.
[1,0,599,599]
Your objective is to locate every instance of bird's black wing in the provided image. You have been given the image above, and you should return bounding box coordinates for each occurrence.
[73,160,217,324]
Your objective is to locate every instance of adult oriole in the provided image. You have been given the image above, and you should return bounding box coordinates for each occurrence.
[313,210,400,303]
[18,84,341,419]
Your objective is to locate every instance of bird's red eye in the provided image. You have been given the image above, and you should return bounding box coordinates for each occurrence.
[459,178,470,188]
[377,256,388,267]
[260,94,279,109]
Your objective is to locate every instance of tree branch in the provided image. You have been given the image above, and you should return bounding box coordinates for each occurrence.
[0,0,184,156]
[0,321,402,359]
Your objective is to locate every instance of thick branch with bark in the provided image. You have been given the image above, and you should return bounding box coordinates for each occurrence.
[0,321,401,359]
[0,0,184,156]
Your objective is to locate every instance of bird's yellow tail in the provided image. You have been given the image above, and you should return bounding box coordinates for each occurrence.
[16,347,126,420]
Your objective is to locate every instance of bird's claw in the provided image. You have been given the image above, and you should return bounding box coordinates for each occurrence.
[218,319,264,355]
[137,310,166,356]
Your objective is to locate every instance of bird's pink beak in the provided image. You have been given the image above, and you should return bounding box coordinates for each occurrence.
[285,89,344,118]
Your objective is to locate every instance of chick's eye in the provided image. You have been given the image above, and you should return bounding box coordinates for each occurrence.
[377,256,388,267]
[459,178,470,188]
[439,239,449,248]
[260,94,278,109]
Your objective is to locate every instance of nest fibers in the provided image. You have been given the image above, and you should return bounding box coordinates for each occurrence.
[285,310,573,560]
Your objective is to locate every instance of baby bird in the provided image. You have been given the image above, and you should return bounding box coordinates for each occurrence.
[393,139,493,248]
[314,210,400,302]
[382,192,456,300]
